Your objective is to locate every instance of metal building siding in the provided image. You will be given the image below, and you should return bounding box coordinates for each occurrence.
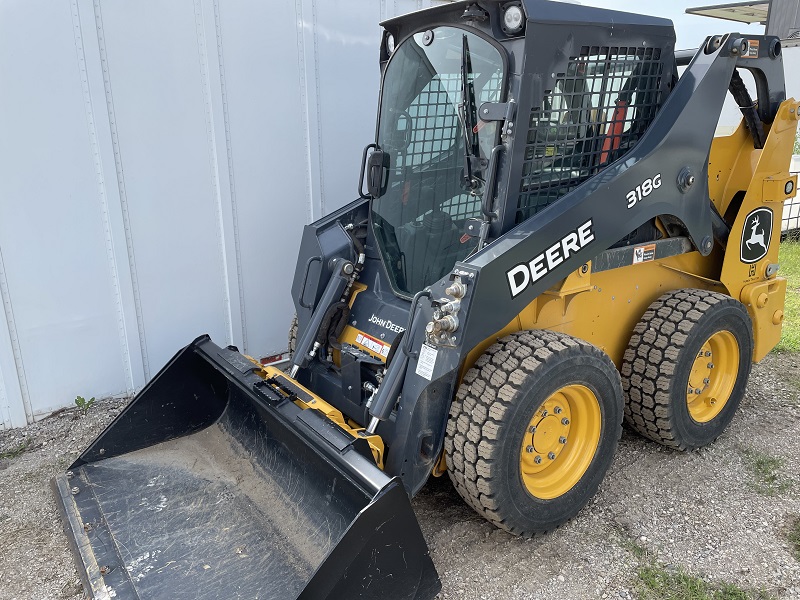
[0,0,129,427]
[0,0,445,428]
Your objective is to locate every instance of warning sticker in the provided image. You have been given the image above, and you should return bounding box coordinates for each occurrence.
[743,40,759,59]
[632,243,656,264]
[415,344,438,381]
[355,333,390,358]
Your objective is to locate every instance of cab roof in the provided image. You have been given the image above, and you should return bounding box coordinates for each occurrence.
[381,0,673,30]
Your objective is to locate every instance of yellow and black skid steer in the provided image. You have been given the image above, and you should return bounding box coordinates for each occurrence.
[53,1,798,598]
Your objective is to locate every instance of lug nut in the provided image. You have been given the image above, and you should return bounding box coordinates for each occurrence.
[710,398,717,405]
[529,426,537,434]
[548,452,556,460]
[561,418,570,425]
[705,351,711,357]
[688,389,694,395]
[526,445,534,453]
[708,363,714,369]
[695,388,702,395]
[534,456,542,464]
[559,436,567,444]
[554,406,563,414]
[703,378,710,384]
[541,410,548,417]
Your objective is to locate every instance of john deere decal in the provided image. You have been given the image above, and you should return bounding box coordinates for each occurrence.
[740,207,772,264]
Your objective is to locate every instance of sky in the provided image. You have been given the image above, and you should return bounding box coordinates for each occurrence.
[573,0,763,50]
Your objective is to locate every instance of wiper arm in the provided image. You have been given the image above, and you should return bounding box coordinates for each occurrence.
[460,34,481,191]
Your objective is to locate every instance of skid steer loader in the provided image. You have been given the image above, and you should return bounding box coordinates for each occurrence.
[53,1,798,598]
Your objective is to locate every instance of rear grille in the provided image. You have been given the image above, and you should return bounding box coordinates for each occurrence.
[516,46,666,223]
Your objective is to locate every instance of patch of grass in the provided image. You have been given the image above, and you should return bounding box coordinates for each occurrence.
[74,395,95,415]
[740,447,792,496]
[0,437,32,460]
[619,536,649,561]
[775,241,800,352]
[786,516,800,561]
[637,564,774,600]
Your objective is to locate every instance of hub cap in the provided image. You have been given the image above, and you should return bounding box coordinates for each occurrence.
[686,330,739,423]
[519,384,601,500]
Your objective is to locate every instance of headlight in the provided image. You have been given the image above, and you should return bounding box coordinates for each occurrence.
[386,32,396,54]
[503,5,524,34]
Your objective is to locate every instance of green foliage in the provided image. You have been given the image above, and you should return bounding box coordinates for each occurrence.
[74,395,96,416]
[619,536,649,561]
[794,126,799,154]
[776,241,800,352]
[0,438,32,460]
[637,565,774,600]
[787,516,800,562]
[740,446,791,496]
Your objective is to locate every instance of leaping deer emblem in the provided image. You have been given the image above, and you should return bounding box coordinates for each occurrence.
[745,216,766,252]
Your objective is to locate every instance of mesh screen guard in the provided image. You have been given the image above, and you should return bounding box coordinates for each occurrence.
[517,45,669,223]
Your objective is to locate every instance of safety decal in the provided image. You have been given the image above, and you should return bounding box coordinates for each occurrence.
[633,243,656,264]
[740,207,772,264]
[743,40,759,59]
[415,343,438,381]
[355,332,391,358]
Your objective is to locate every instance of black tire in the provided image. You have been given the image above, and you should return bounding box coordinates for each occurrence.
[288,314,298,358]
[445,330,623,537]
[621,289,753,450]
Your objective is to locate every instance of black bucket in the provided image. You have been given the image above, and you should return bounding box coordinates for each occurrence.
[52,336,440,600]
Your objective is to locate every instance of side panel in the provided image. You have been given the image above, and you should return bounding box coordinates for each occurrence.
[0,0,128,425]
[95,0,230,373]
[212,0,311,358]
[718,100,800,359]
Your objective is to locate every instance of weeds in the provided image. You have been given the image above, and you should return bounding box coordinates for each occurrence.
[638,564,774,600]
[740,447,792,496]
[620,534,774,599]
[775,241,800,352]
[74,395,95,415]
[0,438,32,460]
[786,516,800,561]
[618,536,649,561]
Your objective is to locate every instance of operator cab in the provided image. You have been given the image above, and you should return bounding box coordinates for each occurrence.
[371,1,676,298]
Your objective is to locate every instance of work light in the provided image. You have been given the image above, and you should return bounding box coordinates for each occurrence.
[503,5,524,33]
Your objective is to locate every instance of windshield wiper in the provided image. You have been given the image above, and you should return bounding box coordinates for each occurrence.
[459,34,482,191]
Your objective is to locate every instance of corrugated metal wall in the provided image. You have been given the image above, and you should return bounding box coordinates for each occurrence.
[0,0,447,428]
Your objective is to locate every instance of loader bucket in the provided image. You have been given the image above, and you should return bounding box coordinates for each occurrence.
[52,335,440,600]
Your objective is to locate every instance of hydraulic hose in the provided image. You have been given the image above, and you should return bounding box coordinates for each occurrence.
[289,257,351,377]
[729,69,765,149]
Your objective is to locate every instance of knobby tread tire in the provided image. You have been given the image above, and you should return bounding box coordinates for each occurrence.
[621,288,753,450]
[445,330,623,537]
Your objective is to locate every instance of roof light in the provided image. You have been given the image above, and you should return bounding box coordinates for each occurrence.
[503,5,524,34]
[386,32,396,55]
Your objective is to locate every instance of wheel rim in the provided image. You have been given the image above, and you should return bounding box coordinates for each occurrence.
[686,330,739,423]
[519,384,601,500]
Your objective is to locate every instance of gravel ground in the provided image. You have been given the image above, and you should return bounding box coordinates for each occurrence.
[1,353,799,599]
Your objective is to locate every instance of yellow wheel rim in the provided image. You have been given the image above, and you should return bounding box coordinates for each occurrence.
[686,330,739,423]
[519,384,601,500]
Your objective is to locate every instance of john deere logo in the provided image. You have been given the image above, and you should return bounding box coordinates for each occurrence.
[740,207,772,264]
